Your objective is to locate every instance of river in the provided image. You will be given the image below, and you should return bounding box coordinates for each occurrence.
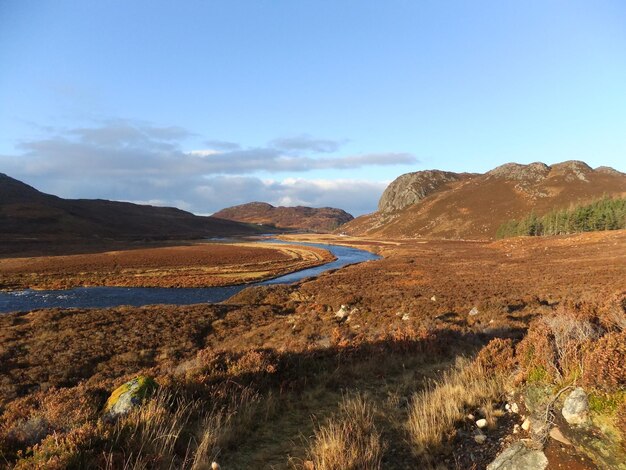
[0,240,380,313]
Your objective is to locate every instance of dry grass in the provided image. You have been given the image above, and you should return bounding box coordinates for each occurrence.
[303,393,385,470]
[5,385,265,470]
[407,358,505,455]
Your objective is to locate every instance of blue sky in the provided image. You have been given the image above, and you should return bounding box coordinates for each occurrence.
[1,1,625,215]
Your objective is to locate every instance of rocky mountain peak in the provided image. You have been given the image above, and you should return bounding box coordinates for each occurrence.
[378,170,468,213]
[595,166,624,176]
[486,162,550,181]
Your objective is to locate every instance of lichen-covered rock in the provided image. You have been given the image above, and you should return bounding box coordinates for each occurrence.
[562,387,589,426]
[103,376,157,419]
[486,441,548,470]
[377,170,465,213]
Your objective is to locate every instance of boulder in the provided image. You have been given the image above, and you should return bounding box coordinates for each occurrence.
[469,307,479,316]
[486,441,548,470]
[562,387,589,426]
[476,418,488,428]
[103,376,158,419]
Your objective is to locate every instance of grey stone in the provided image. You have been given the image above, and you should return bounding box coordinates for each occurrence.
[562,387,589,426]
[378,170,464,213]
[486,441,548,470]
[474,433,487,444]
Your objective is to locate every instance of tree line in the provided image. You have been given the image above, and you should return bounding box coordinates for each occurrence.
[496,196,626,239]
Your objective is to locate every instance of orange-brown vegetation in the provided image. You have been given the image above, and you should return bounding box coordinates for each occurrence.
[342,161,626,239]
[0,230,625,468]
[213,202,354,232]
[0,242,334,290]
[582,331,626,392]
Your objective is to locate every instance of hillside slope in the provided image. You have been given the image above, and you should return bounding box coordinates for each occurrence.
[0,173,265,242]
[341,161,626,239]
[213,201,353,232]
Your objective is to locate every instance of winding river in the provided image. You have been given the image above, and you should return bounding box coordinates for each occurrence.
[0,240,380,313]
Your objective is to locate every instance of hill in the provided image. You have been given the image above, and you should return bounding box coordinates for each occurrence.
[341,161,626,239]
[0,173,267,248]
[213,201,354,232]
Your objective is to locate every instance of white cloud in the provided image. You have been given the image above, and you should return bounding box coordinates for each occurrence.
[0,120,414,215]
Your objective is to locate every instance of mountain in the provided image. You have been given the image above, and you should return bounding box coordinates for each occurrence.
[341,161,626,239]
[213,202,354,232]
[0,173,267,243]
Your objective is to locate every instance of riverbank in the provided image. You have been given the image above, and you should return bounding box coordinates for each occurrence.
[0,241,334,291]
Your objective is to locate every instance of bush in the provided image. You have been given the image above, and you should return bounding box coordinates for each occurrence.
[517,312,599,383]
[583,331,626,392]
[475,338,515,373]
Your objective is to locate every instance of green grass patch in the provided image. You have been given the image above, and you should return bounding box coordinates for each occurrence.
[527,366,549,384]
[589,391,626,415]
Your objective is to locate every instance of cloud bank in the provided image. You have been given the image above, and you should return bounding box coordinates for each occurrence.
[1,120,415,215]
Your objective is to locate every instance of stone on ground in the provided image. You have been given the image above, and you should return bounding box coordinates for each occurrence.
[486,441,548,470]
[549,426,572,446]
[562,387,590,426]
[103,376,158,419]
[335,305,349,320]
[474,432,487,444]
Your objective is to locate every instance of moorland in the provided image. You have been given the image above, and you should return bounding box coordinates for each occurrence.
[0,162,625,469]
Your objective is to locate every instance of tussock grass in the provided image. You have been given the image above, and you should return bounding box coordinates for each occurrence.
[407,358,504,455]
[100,387,262,470]
[304,393,385,470]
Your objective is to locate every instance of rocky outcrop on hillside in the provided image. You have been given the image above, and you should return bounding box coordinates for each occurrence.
[214,202,353,232]
[486,162,551,181]
[378,170,474,213]
[340,161,626,239]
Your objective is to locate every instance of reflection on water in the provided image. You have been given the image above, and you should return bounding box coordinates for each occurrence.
[0,240,379,313]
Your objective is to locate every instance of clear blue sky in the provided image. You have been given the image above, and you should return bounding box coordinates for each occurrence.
[1,1,625,215]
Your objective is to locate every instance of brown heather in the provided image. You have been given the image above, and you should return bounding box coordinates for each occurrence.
[582,331,626,392]
[1,230,625,467]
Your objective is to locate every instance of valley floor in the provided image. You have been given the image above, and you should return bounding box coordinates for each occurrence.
[0,230,624,468]
[0,241,334,290]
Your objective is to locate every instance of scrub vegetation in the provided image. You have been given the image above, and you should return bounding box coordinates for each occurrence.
[0,230,625,468]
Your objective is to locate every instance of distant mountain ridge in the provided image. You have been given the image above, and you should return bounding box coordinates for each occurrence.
[340,161,626,239]
[213,202,354,232]
[0,173,266,243]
